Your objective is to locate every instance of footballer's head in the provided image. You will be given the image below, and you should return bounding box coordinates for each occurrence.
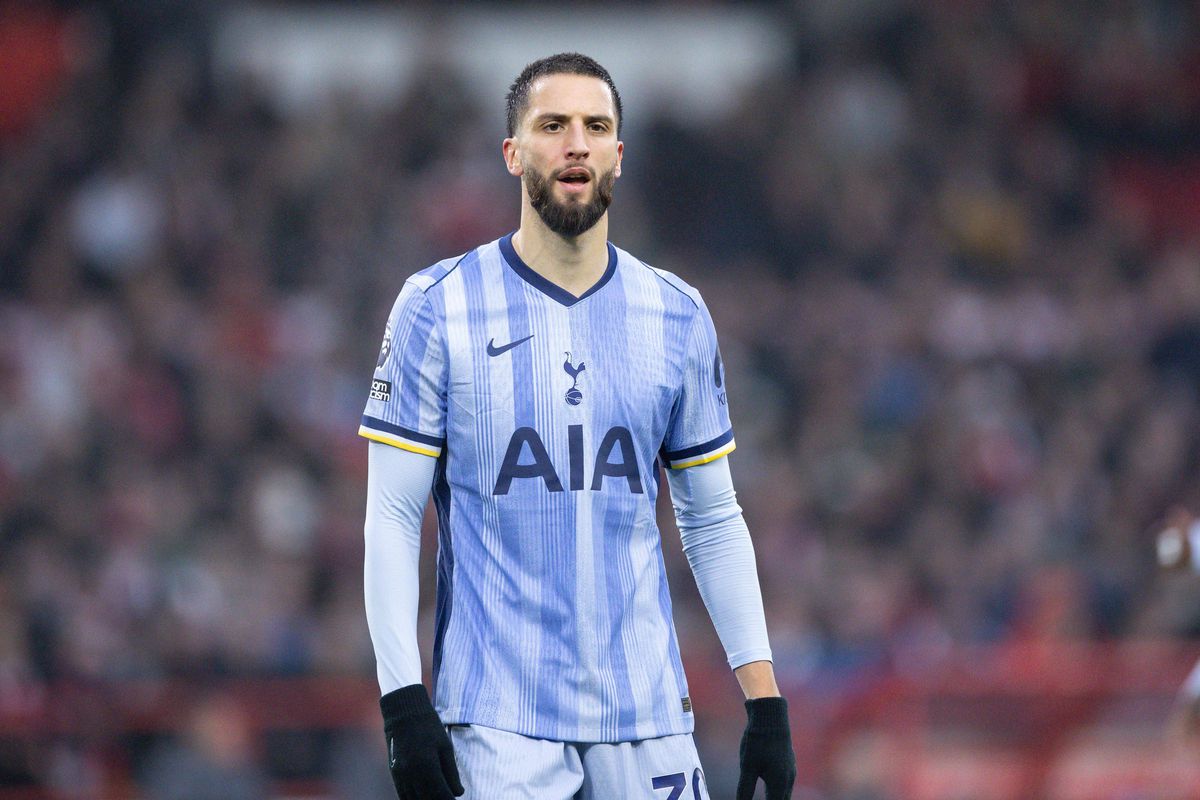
[505,53,623,138]
[502,53,623,238]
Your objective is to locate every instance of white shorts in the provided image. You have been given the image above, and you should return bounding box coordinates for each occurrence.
[447,723,711,800]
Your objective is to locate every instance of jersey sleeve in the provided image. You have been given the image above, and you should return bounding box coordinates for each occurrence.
[660,295,736,470]
[358,281,447,457]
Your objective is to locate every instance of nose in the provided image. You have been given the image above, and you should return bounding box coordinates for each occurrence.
[565,121,589,160]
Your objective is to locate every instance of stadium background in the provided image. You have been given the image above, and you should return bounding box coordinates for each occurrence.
[3,1,1200,797]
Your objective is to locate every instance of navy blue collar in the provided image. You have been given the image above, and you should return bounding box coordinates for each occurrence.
[499,232,618,307]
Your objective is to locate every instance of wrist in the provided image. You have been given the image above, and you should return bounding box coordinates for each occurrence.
[380,683,434,724]
[745,696,789,730]
[734,659,781,699]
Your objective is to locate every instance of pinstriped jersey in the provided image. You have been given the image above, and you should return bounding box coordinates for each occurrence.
[359,233,735,742]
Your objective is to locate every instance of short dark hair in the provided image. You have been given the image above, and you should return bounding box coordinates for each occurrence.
[505,53,623,137]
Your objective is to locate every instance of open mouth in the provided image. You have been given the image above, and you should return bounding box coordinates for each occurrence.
[557,168,592,186]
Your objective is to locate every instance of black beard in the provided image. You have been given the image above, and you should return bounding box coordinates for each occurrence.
[525,164,616,238]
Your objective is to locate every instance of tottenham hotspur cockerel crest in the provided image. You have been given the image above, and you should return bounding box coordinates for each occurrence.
[563,352,585,405]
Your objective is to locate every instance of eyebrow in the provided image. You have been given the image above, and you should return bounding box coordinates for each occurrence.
[531,113,615,127]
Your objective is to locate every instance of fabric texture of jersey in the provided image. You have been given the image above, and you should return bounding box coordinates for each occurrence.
[360,233,735,742]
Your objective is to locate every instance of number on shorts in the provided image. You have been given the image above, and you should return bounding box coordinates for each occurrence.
[652,767,706,799]
[651,772,685,800]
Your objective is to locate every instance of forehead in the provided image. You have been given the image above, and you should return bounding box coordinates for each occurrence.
[522,73,616,125]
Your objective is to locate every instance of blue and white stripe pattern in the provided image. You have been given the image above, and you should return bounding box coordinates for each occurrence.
[360,234,735,743]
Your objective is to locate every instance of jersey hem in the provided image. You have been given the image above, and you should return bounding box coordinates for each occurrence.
[435,708,695,744]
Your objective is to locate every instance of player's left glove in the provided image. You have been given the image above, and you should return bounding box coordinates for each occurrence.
[736,696,796,800]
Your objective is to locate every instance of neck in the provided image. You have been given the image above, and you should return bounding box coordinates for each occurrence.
[512,205,610,298]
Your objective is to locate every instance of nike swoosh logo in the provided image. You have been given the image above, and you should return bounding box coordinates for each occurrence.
[389,736,397,768]
[487,334,534,357]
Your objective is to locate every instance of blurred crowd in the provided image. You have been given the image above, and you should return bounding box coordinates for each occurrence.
[3,0,1200,797]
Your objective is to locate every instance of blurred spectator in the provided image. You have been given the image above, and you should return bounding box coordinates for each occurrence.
[1,0,1199,796]
[139,692,268,800]
[327,707,397,800]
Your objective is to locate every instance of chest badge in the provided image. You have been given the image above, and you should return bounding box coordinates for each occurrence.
[563,352,586,405]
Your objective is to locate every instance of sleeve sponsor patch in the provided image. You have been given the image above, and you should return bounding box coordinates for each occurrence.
[369,379,392,402]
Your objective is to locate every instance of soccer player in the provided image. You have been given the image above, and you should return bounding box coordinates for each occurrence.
[360,53,795,799]
[1157,508,1200,742]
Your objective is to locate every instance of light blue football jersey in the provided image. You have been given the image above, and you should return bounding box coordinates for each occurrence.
[359,233,735,742]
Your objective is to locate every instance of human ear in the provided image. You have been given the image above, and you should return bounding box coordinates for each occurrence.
[502,138,523,177]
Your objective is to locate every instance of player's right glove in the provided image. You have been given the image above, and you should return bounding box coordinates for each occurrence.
[736,696,796,800]
[380,684,464,800]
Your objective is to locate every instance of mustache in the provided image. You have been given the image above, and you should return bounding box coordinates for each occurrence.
[553,164,595,180]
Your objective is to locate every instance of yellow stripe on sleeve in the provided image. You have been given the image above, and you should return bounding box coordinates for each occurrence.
[358,427,441,458]
[669,440,736,469]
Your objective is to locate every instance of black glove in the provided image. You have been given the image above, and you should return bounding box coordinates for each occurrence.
[381,684,464,800]
[736,696,796,800]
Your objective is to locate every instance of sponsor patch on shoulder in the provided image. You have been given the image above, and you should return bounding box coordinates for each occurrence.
[681,696,692,713]
[370,379,392,402]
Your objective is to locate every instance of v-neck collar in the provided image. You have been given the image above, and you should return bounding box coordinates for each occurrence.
[499,232,618,307]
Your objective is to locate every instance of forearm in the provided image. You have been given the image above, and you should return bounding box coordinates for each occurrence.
[364,441,437,693]
[680,513,774,667]
[666,458,774,671]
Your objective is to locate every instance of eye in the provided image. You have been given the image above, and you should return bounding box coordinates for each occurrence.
[543,121,563,132]
[589,123,609,133]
